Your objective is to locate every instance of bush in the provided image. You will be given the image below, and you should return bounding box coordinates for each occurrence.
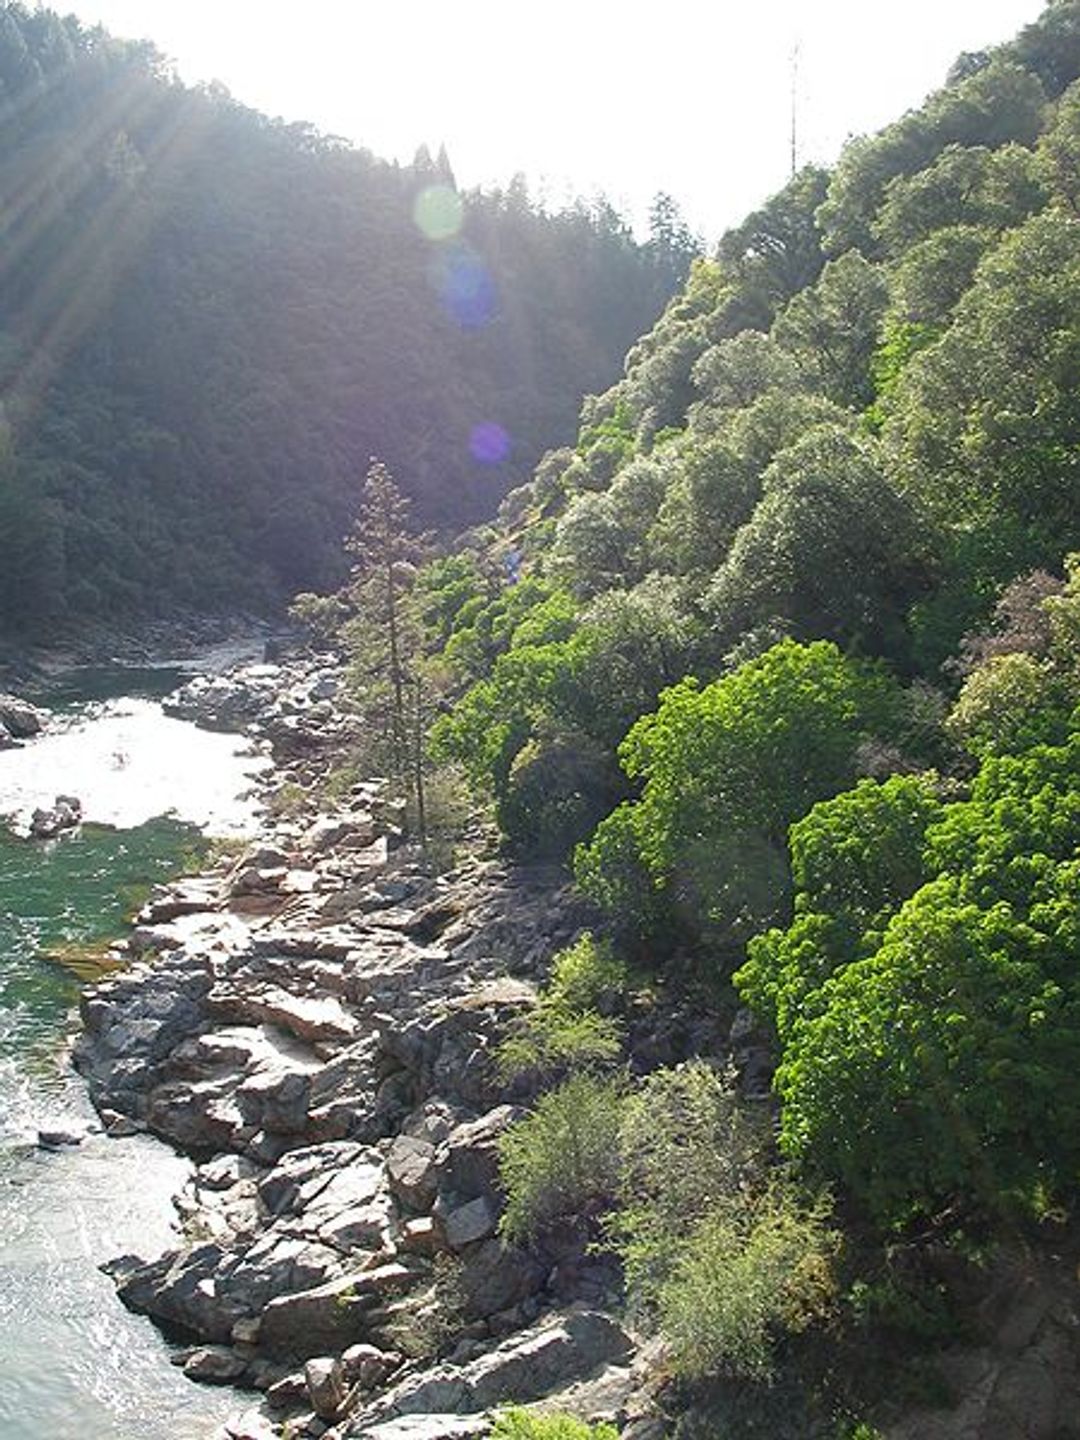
[496,1007,622,1085]
[776,873,1080,1223]
[498,1073,625,1242]
[577,639,905,954]
[545,932,630,1013]
[496,934,629,1083]
[492,1410,618,1440]
[658,1182,837,1380]
[612,1061,770,1308]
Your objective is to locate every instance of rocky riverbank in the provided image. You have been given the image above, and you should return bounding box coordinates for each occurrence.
[70,651,678,1440]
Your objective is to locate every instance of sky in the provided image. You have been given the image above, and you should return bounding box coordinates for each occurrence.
[61,0,1051,242]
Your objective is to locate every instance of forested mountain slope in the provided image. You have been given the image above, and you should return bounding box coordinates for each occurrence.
[0,4,692,636]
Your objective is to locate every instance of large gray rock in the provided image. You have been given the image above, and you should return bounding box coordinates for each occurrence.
[0,692,47,739]
[354,1419,490,1440]
[305,1355,349,1420]
[386,1135,438,1212]
[361,1310,633,1421]
[457,1239,545,1323]
[259,1265,416,1359]
[29,794,81,839]
[107,1244,246,1344]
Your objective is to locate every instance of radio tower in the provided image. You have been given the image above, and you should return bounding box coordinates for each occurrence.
[790,41,801,177]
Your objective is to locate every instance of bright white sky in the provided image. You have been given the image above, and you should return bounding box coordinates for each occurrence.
[63,0,1050,242]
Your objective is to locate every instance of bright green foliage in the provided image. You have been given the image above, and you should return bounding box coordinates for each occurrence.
[496,1006,622,1085]
[737,775,945,1039]
[577,641,905,952]
[925,736,1080,899]
[776,874,1080,1223]
[790,775,945,922]
[544,931,631,1013]
[497,1073,625,1242]
[748,732,1080,1224]
[492,1410,618,1440]
[657,1184,837,1380]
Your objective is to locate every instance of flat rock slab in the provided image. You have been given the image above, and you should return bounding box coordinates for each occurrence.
[369,1310,634,1419]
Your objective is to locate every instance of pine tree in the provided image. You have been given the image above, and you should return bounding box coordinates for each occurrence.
[342,459,431,840]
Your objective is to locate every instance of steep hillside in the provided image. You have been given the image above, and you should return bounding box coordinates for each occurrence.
[293,2,1080,1429]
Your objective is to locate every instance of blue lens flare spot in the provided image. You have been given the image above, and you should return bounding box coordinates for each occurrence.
[470,422,511,465]
[431,246,497,329]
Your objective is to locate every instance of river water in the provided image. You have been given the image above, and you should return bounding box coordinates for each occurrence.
[0,664,270,1438]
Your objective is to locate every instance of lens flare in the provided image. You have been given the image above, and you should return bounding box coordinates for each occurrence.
[412,184,463,241]
[470,422,511,465]
[430,245,497,329]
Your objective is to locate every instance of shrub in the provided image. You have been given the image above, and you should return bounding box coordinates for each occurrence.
[498,1073,625,1242]
[492,1410,618,1440]
[657,1182,837,1380]
[496,1007,622,1085]
[577,639,905,954]
[776,874,1080,1223]
[545,932,630,1013]
[613,1061,770,1308]
[496,934,629,1083]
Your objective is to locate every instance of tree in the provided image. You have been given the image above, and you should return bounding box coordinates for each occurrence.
[341,459,431,836]
[771,252,888,408]
[576,640,905,955]
[887,211,1080,548]
[704,424,931,663]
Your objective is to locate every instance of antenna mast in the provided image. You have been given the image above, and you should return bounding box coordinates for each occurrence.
[790,40,800,177]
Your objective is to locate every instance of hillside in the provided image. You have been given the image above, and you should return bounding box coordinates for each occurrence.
[287,0,1080,1431]
[0,4,693,637]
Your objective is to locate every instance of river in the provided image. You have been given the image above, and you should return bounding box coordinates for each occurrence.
[0,662,270,1439]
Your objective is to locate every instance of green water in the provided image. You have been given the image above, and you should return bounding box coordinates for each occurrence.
[0,819,204,1092]
[0,667,265,1440]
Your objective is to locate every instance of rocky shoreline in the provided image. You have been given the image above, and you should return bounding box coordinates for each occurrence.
[69,651,671,1440]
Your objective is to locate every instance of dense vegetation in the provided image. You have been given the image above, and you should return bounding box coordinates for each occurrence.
[290,0,1080,1417]
[0,2,692,636]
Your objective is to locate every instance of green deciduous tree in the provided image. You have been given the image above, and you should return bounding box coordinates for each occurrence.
[576,640,905,954]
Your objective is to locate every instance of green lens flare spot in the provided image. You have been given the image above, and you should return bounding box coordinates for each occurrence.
[413,184,463,241]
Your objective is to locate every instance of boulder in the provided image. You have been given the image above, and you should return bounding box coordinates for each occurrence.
[305,1355,349,1420]
[457,1239,544,1322]
[443,1197,498,1251]
[352,1419,490,1440]
[386,1135,438,1212]
[29,794,81,839]
[0,692,47,739]
[367,1310,633,1419]
[342,1343,402,1391]
[183,1345,249,1383]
